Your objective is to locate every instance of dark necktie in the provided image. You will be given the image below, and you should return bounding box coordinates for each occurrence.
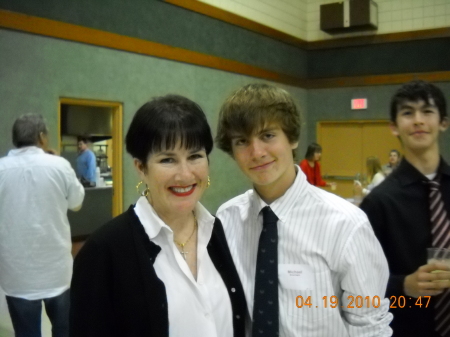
[252,206,279,337]
[428,176,450,337]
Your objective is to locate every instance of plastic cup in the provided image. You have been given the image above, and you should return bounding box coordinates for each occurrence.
[427,248,450,276]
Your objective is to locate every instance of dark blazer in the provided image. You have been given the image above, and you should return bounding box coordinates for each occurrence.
[360,158,450,337]
[70,206,247,337]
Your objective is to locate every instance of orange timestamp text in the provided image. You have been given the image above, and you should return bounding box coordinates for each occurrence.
[296,295,381,308]
[389,295,431,308]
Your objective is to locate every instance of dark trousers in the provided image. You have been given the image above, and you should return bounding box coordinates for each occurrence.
[6,289,70,337]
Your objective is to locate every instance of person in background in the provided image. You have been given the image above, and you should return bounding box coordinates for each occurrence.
[0,114,84,337]
[76,137,96,186]
[382,149,401,175]
[360,80,450,336]
[216,83,392,336]
[354,156,386,196]
[70,95,246,337]
[299,142,334,187]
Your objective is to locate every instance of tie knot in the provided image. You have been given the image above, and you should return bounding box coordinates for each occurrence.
[428,178,440,191]
[262,206,278,226]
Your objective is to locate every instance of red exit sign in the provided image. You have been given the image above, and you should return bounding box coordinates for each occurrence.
[351,98,367,110]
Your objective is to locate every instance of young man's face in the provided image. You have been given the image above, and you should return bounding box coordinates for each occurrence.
[390,99,448,153]
[389,151,399,165]
[78,141,87,152]
[231,124,298,196]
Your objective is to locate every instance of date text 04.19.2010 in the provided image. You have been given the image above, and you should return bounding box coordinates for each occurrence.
[296,296,381,309]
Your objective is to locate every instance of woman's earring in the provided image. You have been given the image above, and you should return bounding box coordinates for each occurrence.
[207,176,211,188]
[136,181,149,197]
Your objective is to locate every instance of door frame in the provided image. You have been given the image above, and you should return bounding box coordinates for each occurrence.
[58,98,123,217]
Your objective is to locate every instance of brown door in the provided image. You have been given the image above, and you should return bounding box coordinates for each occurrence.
[317,121,401,198]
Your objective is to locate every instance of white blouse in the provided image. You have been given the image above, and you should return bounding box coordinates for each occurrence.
[363,172,386,195]
[134,196,233,337]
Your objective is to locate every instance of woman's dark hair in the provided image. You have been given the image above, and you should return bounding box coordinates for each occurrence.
[126,95,213,165]
[304,142,322,161]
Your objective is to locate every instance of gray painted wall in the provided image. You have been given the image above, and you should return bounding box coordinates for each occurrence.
[0,28,308,214]
[0,0,308,78]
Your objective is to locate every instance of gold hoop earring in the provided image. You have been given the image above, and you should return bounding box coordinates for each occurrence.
[136,181,149,197]
[207,176,211,188]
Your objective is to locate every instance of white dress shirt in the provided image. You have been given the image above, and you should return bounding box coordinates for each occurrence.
[134,196,233,337]
[0,146,84,300]
[217,165,393,337]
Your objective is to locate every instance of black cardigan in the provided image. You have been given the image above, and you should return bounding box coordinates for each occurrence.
[70,206,247,337]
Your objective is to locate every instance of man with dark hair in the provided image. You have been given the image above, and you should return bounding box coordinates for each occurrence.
[382,149,401,176]
[216,83,392,336]
[360,80,450,336]
[0,113,84,337]
[76,137,96,186]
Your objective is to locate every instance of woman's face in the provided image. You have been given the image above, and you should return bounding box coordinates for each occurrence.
[135,143,209,217]
[313,151,322,161]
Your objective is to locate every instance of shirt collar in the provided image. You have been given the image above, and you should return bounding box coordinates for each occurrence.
[134,196,215,240]
[395,157,450,186]
[8,146,44,156]
[249,165,308,222]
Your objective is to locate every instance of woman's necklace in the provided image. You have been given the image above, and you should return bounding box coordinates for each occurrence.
[173,212,197,260]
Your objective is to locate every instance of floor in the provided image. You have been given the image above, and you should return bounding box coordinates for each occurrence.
[0,241,85,337]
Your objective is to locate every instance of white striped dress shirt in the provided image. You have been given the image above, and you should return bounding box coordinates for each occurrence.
[217,166,393,337]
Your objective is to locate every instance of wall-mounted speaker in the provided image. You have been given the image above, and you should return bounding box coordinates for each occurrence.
[320,0,378,34]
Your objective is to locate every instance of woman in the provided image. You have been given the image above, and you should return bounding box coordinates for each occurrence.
[355,156,385,196]
[70,95,246,337]
[299,142,333,187]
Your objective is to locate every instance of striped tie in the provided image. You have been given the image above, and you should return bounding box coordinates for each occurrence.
[429,177,450,337]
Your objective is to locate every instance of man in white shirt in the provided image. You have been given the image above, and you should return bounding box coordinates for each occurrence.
[0,114,84,337]
[215,83,392,336]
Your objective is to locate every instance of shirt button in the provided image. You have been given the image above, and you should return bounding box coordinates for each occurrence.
[231,288,236,292]
[236,315,241,319]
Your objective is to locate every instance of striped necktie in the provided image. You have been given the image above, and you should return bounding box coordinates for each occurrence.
[252,206,279,337]
[429,176,450,337]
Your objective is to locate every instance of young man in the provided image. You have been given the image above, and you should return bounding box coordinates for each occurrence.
[360,80,450,337]
[381,149,401,176]
[216,83,392,336]
[76,137,97,186]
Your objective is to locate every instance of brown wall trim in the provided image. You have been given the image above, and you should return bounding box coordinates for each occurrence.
[0,9,306,88]
[307,27,450,50]
[306,71,450,89]
[1,10,449,89]
[165,0,450,51]
[164,0,308,49]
